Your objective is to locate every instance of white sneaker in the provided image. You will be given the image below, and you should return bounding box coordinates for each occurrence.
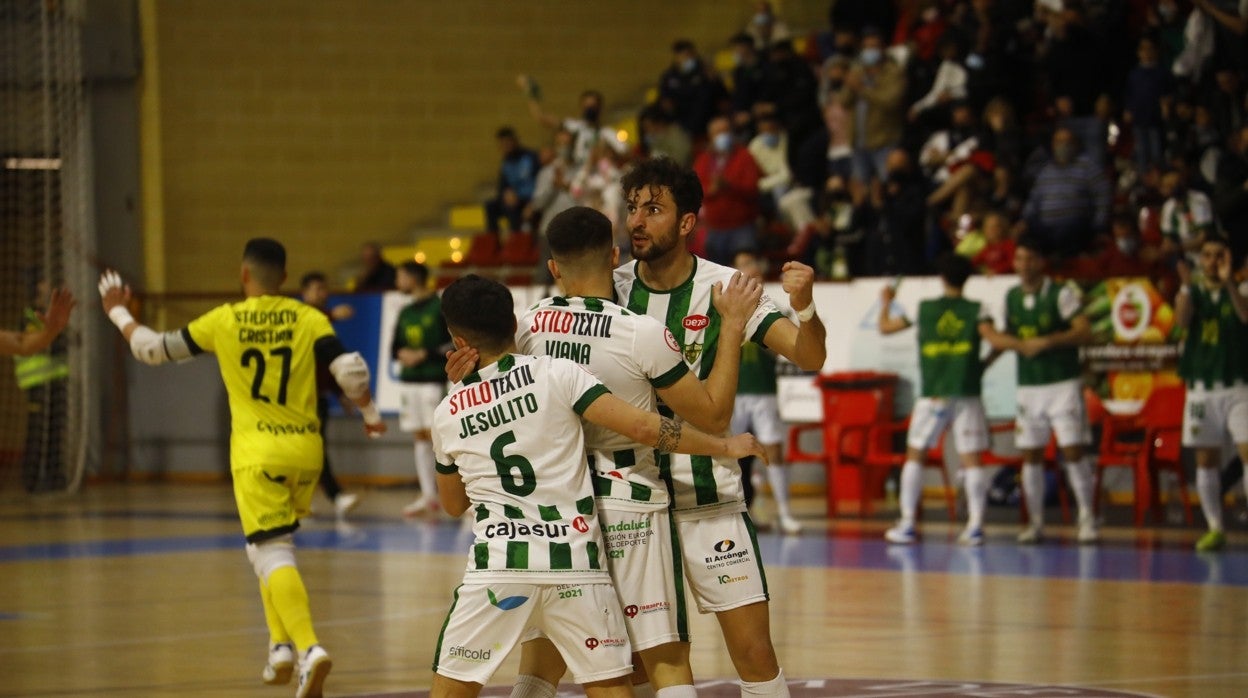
[261,642,294,685]
[885,522,917,544]
[1077,515,1100,544]
[1017,524,1043,545]
[957,527,985,547]
[334,493,359,519]
[296,645,332,698]
[778,514,803,535]
[402,494,439,518]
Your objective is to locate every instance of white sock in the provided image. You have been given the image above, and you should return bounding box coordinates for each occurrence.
[509,674,556,698]
[633,682,657,698]
[1021,463,1046,527]
[766,465,793,520]
[898,460,923,526]
[964,467,989,530]
[656,685,696,698]
[1196,467,1224,532]
[1065,456,1096,521]
[414,440,437,498]
[740,669,789,698]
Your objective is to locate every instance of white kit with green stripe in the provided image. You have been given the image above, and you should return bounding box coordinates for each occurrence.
[432,353,613,582]
[614,258,785,518]
[518,295,691,512]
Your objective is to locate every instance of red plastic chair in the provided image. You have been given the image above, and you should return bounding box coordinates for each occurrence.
[1092,384,1192,526]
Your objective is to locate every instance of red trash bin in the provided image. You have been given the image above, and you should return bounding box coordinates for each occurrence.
[814,371,899,515]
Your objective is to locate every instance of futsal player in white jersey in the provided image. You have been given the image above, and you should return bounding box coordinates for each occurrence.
[430,275,765,698]
[614,157,827,698]
[452,206,761,698]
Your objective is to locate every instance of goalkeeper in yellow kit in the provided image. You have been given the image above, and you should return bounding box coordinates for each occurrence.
[98,238,385,698]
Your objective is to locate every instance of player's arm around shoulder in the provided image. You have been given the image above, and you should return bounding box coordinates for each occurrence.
[761,261,826,370]
[580,391,766,463]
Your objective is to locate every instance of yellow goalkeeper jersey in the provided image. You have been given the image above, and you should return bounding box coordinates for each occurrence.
[185,295,335,470]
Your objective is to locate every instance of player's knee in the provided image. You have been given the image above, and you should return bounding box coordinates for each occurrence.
[246,534,296,581]
[727,634,778,676]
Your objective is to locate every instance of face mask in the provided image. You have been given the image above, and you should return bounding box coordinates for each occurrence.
[1053,144,1076,163]
[965,53,985,70]
[582,106,599,123]
[922,7,940,22]
[761,133,781,148]
[680,57,697,74]
[1116,237,1138,255]
[1158,4,1176,21]
[860,47,882,66]
[713,132,734,153]
[753,12,770,26]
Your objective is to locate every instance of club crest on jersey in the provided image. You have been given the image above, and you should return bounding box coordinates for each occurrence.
[682,342,703,363]
[683,314,709,331]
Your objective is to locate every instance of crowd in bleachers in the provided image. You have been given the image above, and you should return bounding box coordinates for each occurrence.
[458,0,1248,290]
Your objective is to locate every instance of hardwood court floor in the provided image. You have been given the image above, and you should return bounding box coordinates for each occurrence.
[1,483,1246,697]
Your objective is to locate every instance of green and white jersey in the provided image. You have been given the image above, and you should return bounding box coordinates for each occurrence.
[1179,281,1248,389]
[615,257,785,518]
[914,296,990,398]
[1004,278,1083,387]
[432,354,611,583]
[517,295,690,512]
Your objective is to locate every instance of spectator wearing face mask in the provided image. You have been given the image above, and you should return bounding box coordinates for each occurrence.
[861,149,927,276]
[747,112,792,221]
[1018,127,1112,260]
[693,116,762,266]
[729,33,769,126]
[658,39,729,140]
[517,75,628,170]
[637,105,692,166]
[746,0,791,51]
[839,28,907,190]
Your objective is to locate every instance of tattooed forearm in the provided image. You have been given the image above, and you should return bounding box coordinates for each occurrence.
[656,417,681,453]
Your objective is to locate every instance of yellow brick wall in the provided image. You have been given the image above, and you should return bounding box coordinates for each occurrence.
[145,1,828,322]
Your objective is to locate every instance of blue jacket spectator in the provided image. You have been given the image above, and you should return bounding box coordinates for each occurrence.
[485,126,540,235]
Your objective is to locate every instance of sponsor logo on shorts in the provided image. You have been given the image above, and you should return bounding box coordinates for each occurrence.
[487,588,528,611]
[584,636,627,650]
[705,539,750,568]
[446,645,495,662]
[718,574,748,585]
[624,600,671,618]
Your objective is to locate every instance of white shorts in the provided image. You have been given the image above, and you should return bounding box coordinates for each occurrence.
[1183,384,1248,448]
[677,511,768,614]
[599,506,688,650]
[399,383,445,433]
[1015,378,1090,450]
[906,397,989,454]
[731,394,784,445]
[434,582,631,686]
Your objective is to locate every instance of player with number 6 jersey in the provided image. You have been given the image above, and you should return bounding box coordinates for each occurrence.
[429,275,764,698]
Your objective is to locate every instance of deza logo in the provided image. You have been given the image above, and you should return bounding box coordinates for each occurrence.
[487,588,529,611]
[683,314,709,331]
[713,539,736,553]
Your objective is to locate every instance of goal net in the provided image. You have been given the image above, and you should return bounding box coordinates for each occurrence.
[1,0,95,495]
